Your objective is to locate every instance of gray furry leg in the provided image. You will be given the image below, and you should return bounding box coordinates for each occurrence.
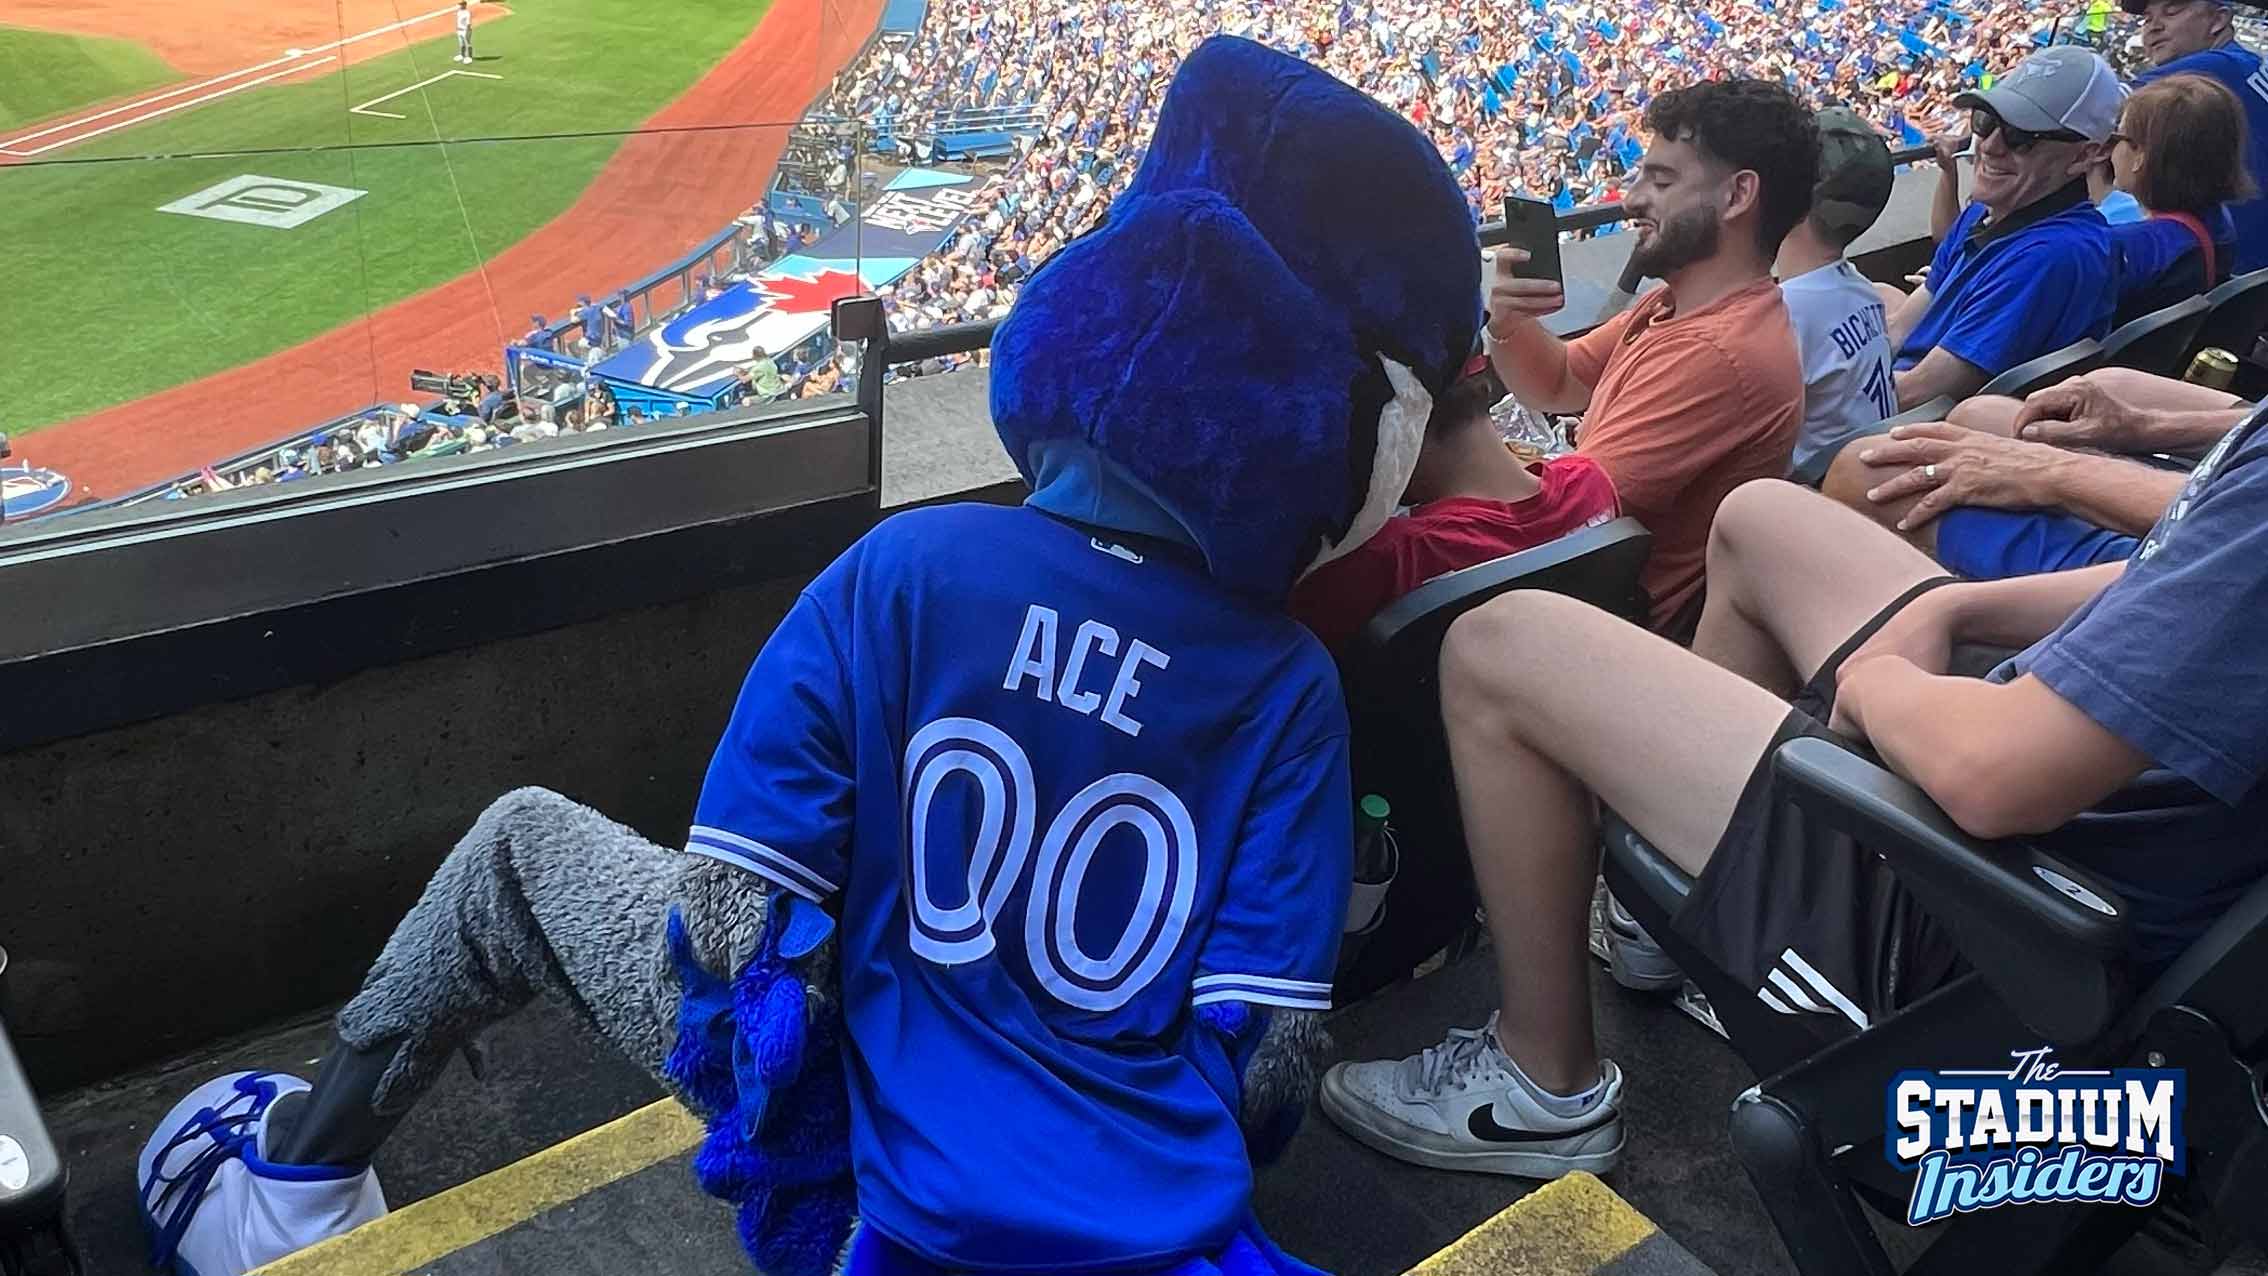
[1242,1009,1330,1138]
[332,786,770,1114]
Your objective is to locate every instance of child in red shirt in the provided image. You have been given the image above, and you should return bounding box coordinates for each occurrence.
[1293,361,1620,650]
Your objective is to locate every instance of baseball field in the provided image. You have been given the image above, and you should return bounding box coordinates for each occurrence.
[0,0,879,495]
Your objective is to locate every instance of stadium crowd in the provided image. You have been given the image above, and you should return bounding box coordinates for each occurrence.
[822,0,2067,341]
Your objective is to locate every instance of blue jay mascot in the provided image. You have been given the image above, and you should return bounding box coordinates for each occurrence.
[137,36,1481,1276]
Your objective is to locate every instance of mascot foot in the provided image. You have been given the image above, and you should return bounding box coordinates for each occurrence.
[138,1072,388,1275]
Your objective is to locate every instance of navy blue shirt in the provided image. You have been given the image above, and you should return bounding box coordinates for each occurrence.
[1990,406,2268,964]
[2135,44,2268,273]
[1899,187,2116,377]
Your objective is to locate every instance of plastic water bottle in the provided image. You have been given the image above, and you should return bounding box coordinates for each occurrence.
[1344,794,1399,936]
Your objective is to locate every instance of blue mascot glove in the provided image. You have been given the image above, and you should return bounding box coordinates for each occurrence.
[664,891,856,1276]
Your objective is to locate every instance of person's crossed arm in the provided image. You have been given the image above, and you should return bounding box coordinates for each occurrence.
[1830,563,2150,839]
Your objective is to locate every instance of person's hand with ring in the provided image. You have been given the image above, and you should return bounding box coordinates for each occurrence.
[1856,422,2067,532]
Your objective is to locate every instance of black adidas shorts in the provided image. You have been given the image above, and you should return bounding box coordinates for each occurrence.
[1668,578,1969,1036]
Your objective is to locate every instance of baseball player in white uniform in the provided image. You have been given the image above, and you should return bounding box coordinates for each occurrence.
[454,1,474,63]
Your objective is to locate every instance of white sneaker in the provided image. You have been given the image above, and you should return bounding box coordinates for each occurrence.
[1604,894,1685,993]
[1321,1014,1625,1177]
[138,1072,387,1275]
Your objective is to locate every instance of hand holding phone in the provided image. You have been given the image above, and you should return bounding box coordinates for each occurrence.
[1488,247,1567,338]
[1489,195,1566,337]
[1501,195,1564,285]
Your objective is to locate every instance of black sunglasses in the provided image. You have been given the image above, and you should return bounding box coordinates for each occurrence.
[1971,108,2087,153]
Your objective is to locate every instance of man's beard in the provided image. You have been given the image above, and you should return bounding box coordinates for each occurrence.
[1627,204,1721,279]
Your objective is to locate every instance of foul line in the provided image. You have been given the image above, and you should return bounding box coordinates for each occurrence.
[349,70,504,120]
[0,57,338,157]
[0,2,464,157]
[246,1099,705,1276]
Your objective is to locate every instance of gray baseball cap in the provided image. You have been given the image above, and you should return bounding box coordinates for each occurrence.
[1812,107,1895,241]
[1954,46,2126,144]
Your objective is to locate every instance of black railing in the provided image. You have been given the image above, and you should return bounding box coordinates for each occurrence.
[867,144,1935,368]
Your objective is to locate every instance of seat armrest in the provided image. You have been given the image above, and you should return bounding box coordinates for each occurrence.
[0,1010,65,1235]
[1771,737,2130,1044]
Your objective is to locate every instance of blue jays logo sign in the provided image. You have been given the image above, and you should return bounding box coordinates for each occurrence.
[0,463,71,520]
[1887,1047,2184,1225]
[608,269,865,394]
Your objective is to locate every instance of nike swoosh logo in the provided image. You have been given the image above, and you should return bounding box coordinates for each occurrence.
[1466,1103,1617,1143]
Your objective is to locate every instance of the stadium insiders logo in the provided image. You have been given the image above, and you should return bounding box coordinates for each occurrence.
[1888,1047,2184,1225]
[158,175,368,230]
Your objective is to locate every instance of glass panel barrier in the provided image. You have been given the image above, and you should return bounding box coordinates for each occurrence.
[0,0,879,532]
[0,123,850,526]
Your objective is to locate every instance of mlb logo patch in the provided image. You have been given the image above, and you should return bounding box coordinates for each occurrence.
[158,175,368,230]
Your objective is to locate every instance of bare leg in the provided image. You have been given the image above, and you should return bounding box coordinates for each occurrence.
[1445,482,1942,1093]
[271,787,768,1165]
[1821,441,1943,557]
[1693,480,1945,692]
[1441,592,1783,1092]
[1947,395,2022,437]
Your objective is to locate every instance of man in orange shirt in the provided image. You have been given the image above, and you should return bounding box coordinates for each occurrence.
[1484,80,1815,636]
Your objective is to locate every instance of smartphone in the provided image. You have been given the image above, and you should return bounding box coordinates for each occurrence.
[1500,195,1563,286]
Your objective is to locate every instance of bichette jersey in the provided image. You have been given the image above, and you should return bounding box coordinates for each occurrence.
[687,502,1352,1271]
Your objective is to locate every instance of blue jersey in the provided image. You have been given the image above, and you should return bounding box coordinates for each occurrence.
[1899,190,2114,377]
[688,503,1352,1271]
[2134,45,2268,274]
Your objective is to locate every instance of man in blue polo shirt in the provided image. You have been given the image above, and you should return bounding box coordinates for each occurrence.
[1884,47,2122,409]
[2126,0,2268,271]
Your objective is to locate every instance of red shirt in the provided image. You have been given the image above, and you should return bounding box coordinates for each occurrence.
[1290,454,1622,651]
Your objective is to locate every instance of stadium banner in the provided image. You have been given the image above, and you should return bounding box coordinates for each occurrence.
[592,169,983,396]
[880,0,929,36]
[0,463,72,520]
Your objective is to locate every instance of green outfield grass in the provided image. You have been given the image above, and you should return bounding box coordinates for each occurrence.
[0,25,179,132]
[0,0,787,434]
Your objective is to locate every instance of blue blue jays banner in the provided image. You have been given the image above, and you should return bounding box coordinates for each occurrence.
[593,170,984,395]
[1,462,72,520]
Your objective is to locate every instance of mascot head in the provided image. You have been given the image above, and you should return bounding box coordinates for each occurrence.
[991,36,1482,603]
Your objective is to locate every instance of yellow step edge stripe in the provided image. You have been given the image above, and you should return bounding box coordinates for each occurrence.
[248,1098,704,1276]
[251,1100,1655,1276]
[1402,1172,1657,1276]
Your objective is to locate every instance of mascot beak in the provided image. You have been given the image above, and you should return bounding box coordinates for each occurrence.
[1300,355,1431,578]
